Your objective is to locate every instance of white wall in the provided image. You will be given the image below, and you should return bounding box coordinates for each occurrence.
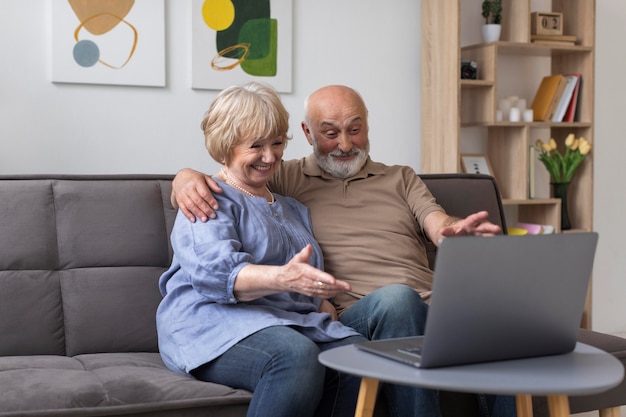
[0,1,420,175]
[592,2,626,334]
[1,1,625,335]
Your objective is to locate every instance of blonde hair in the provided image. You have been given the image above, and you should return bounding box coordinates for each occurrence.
[201,82,291,164]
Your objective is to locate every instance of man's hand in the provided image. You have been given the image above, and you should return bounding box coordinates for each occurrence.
[172,168,222,222]
[425,210,502,245]
[439,210,502,241]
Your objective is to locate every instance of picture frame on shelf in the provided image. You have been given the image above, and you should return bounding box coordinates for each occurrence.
[461,154,494,176]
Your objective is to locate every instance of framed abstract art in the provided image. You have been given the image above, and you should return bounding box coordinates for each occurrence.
[50,0,165,87]
[191,0,293,92]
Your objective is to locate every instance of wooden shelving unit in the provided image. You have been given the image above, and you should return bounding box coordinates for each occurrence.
[421,0,595,327]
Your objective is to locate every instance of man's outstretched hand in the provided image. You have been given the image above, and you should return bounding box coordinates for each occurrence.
[439,210,502,239]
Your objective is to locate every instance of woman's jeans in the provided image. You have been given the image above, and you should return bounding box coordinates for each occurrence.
[339,284,517,417]
[192,326,366,417]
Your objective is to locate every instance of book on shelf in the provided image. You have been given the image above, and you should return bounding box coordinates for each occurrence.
[530,74,567,121]
[531,34,577,46]
[552,74,580,122]
[563,75,582,122]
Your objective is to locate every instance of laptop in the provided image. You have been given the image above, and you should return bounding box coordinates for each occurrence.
[355,232,598,368]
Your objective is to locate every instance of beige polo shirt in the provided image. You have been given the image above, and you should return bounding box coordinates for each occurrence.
[270,155,444,315]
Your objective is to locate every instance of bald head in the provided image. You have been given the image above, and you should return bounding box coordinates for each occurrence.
[304,85,368,125]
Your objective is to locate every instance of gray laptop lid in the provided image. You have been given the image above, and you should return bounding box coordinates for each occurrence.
[355,232,598,368]
[419,232,597,368]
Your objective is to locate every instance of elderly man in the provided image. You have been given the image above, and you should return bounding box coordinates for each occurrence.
[172,85,511,417]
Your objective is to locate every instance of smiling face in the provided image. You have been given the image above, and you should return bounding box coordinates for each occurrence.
[227,134,285,189]
[302,85,370,179]
[201,82,291,191]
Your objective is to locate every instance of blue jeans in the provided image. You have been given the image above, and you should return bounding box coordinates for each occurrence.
[339,284,516,417]
[192,326,366,417]
[340,284,440,417]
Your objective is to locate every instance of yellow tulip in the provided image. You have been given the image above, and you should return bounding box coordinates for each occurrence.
[579,137,590,149]
[535,133,591,183]
[549,138,557,150]
[579,142,592,155]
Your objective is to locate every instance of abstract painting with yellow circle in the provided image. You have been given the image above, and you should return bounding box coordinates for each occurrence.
[51,0,166,87]
[191,0,293,93]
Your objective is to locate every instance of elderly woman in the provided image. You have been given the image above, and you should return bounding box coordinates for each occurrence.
[156,82,365,417]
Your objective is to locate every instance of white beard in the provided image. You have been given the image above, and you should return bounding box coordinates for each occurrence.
[313,140,370,179]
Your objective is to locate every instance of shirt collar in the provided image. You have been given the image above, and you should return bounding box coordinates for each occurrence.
[302,154,386,180]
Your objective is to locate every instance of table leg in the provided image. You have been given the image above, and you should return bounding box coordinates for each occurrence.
[354,377,380,417]
[516,394,534,417]
[599,407,621,417]
[547,395,570,417]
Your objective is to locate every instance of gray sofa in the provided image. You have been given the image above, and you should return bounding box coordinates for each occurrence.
[0,175,251,417]
[1,174,625,417]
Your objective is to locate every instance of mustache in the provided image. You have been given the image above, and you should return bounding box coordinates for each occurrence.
[329,148,361,157]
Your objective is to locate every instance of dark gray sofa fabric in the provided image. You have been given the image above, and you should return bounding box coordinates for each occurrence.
[0,176,251,417]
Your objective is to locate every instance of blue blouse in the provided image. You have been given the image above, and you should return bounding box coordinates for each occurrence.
[157,179,359,375]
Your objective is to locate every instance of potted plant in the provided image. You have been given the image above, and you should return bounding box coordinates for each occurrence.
[534,134,592,230]
[481,0,502,43]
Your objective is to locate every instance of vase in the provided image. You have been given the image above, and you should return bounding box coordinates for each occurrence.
[551,182,572,231]
[482,24,501,43]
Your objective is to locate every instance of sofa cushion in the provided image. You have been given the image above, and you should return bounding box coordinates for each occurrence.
[0,270,65,356]
[0,180,58,270]
[0,353,252,416]
[0,356,108,413]
[54,180,171,269]
[76,353,252,406]
[62,267,164,356]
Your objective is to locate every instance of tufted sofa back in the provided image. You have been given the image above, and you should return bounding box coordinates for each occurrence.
[0,173,506,358]
[0,175,176,357]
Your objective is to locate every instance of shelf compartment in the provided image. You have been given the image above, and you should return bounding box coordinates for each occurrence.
[503,198,562,233]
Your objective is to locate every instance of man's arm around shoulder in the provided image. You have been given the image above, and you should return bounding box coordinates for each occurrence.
[172,169,222,222]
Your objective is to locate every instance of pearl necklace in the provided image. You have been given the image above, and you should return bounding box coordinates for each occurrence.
[221,168,275,204]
